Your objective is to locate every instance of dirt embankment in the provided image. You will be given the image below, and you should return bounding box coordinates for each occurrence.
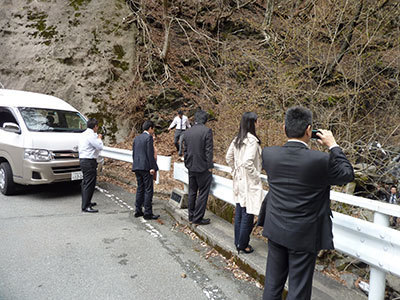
[0,0,135,141]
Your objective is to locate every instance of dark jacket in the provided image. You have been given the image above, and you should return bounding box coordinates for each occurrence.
[259,141,354,252]
[183,124,214,173]
[387,192,399,204]
[132,132,158,172]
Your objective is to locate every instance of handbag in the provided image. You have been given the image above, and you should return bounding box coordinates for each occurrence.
[256,193,268,227]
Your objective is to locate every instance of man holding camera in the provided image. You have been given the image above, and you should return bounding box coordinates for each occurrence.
[78,118,104,213]
[259,106,354,300]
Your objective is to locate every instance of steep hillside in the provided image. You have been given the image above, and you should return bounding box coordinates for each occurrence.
[0,0,134,140]
[1,0,400,175]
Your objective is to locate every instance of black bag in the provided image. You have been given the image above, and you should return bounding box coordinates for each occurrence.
[256,193,268,227]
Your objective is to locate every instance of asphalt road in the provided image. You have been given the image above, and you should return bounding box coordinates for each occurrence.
[0,181,263,300]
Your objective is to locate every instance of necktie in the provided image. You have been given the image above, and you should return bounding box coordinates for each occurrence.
[180,117,183,130]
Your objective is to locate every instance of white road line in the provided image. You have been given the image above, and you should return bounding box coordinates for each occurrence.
[96,186,132,210]
[96,187,162,240]
[140,219,163,238]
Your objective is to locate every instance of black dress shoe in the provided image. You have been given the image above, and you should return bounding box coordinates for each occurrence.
[90,202,97,207]
[82,207,98,213]
[237,245,254,254]
[144,214,160,220]
[134,211,144,218]
[193,218,210,225]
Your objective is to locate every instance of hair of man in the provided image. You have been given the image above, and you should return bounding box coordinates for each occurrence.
[285,106,313,138]
[234,112,261,149]
[194,110,208,125]
[142,120,155,131]
[87,118,98,129]
[178,110,183,116]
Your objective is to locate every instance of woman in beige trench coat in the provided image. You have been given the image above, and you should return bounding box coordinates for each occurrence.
[226,112,263,254]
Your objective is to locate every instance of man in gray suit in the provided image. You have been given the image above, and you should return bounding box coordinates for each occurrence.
[132,120,159,220]
[259,106,354,300]
[183,110,214,225]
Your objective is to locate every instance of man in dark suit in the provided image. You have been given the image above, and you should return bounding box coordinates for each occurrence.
[183,110,214,225]
[259,106,354,300]
[387,185,399,226]
[132,120,159,220]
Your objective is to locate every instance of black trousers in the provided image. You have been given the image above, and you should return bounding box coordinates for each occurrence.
[188,170,212,223]
[135,170,154,216]
[234,204,254,250]
[80,159,97,210]
[263,239,316,300]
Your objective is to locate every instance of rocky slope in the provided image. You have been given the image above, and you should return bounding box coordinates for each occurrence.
[1,0,135,141]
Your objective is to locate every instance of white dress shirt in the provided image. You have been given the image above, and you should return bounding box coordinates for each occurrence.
[78,128,104,159]
[168,115,191,130]
[288,139,339,150]
[288,139,309,148]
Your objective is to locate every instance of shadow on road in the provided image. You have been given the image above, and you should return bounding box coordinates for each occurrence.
[14,181,82,199]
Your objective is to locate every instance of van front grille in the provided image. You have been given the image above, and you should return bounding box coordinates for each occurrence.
[53,151,79,160]
[52,166,81,174]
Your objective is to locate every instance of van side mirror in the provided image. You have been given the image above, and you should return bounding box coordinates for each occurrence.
[2,122,21,134]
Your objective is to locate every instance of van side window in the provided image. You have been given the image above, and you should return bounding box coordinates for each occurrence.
[0,108,18,127]
[18,107,86,132]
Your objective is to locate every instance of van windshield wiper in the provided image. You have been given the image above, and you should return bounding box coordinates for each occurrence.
[31,128,84,132]
[50,128,84,133]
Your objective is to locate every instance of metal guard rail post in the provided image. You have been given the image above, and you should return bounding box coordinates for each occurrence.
[99,146,400,300]
[173,162,400,300]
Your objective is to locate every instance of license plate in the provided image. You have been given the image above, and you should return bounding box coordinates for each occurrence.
[71,171,83,181]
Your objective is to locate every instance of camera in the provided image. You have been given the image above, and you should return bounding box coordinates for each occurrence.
[311,129,321,140]
[99,125,107,137]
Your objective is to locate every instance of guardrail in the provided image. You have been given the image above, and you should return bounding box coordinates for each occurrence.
[100,146,171,184]
[100,146,400,300]
[174,162,400,300]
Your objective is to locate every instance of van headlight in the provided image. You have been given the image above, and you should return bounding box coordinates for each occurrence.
[24,149,54,162]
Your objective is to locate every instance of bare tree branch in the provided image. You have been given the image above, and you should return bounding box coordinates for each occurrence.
[325,0,364,80]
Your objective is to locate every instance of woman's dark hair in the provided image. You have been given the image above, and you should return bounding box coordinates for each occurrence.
[234,112,260,149]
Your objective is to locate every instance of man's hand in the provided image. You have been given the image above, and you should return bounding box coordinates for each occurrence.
[150,169,155,175]
[316,129,337,148]
[97,134,103,139]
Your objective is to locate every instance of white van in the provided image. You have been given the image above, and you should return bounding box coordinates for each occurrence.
[0,89,87,195]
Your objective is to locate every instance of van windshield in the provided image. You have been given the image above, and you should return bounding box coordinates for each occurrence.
[18,107,87,132]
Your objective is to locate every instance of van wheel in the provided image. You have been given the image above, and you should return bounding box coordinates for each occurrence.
[0,162,16,195]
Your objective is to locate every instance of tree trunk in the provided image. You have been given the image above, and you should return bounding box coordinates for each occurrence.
[262,0,274,42]
[160,0,171,62]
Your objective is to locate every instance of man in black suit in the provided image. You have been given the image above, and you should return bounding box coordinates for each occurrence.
[387,185,399,226]
[259,106,354,300]
[183,110,214,225]
[132,120,159,220]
